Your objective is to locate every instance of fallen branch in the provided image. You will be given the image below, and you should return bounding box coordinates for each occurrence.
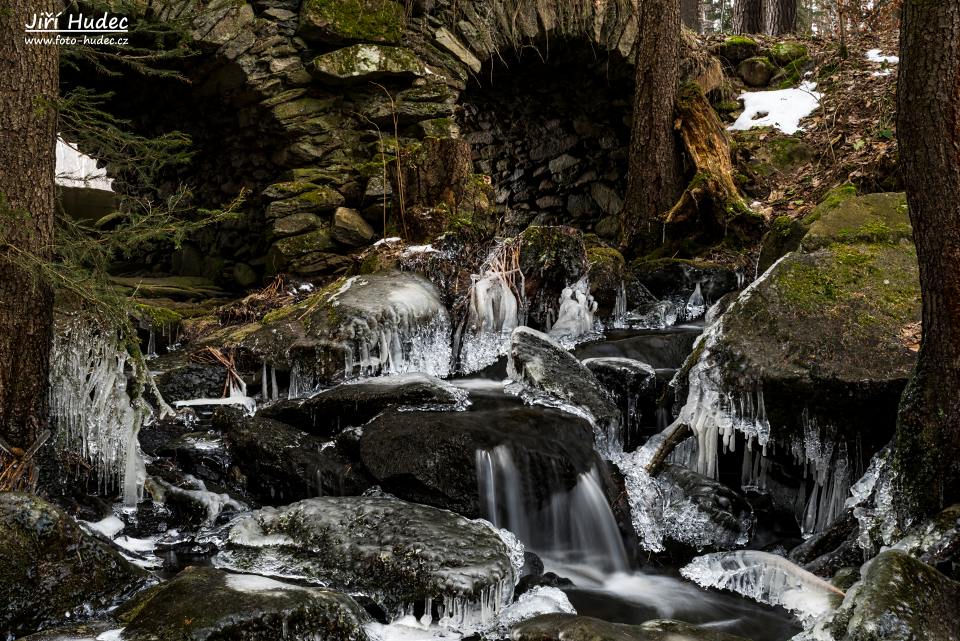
[646,422,693,477]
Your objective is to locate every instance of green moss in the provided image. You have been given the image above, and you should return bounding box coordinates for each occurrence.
[263,180,318,199]
[769,41,809,65]
[804,192,910,249]
[299,0,405,43]
[134,303,183,328]
[312,44,425,80]
[774,56,811,88]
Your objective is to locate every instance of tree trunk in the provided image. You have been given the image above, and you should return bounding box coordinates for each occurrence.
[733,0,763,33]
[0,0,58,490]
[893,0,960,520]
[764,0,797,33]
[619,0,681,252]
[682,0,702,31]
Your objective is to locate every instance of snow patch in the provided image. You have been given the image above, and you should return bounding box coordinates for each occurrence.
[729,82,822,135]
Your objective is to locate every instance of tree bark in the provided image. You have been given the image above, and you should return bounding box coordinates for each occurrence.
[619,0,681,252]
[682,0,702,31]
[893,0,960,520]
[763,0,797,34]
[0,0,58,489]
[732,0,763,33]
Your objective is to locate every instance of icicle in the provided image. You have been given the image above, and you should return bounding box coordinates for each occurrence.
[548,277,599,345]
[685,282,705,320]
[50,318,152,507]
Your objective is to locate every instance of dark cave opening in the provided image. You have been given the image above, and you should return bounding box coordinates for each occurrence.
[459,42,635,239]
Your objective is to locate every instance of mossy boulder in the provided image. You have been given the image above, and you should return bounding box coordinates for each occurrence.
[517,225,589,329]
[298,0,405,45]
[118,566,369,641]
[824,550,960,641]
[0,493,146,637]
[331,206,376,247]
[267,229,338,274]
[312,44,426,81]
[717,36,760,63]
[587,244,627,319]
[704,192,919,452]
[757,214,808,273]
[272,212,325,238]
[212,496,517,612]
[769,41,809,65]
[802,192,911,250]
[266,186,345,218]
[512,614,751,641]
[737,56,777,87]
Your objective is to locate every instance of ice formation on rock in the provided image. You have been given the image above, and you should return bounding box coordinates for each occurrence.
[337,275,453,380]
[791,414,851,537]
[49,319,152,507]
[212,496,517,630]
[146,474,246,524]
[684,282,706,320]
[845,448,900,552]
[174,377,257,415]
[681,550,844,624]
[548,277,599,345]
[667,257,789,480]
[456,243,526,373]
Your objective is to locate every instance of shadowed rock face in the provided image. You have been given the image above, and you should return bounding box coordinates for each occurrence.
[359,405,598,516]
[213,496,516,612]
[117,566,370,641]
[0,493,146,637]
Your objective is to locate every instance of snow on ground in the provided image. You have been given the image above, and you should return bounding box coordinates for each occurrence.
[56,138,113,191]
[729,81,822,135]
[866,49,899,64]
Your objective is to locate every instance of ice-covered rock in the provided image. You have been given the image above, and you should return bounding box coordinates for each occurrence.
[547,277,599,345]
[511,613,752,641]
[0,493,145,636]
[582,357,657,447]
[259,373,468,435]
[507,327,621,455]
[213,496,517,626]
[681,550,844,625]
[240,272,452,392]
[117,566,370,641]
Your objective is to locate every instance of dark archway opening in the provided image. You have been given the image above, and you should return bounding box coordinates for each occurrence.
[459,42,635,238]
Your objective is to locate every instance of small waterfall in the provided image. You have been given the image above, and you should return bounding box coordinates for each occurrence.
[475,446,628,572]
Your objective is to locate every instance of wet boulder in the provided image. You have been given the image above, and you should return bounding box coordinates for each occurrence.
[0,493,146,636]
[259,373,466,435]
[508,326,620,453]
[213,407,373,505]
[153,354,226,402]
[238,271,452,384]
[512,613,751,641]
[703,192,919,456]
[118,566,369,641]
[213,496,518,614]
[824,550,960,641]
[359,405,598,516]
